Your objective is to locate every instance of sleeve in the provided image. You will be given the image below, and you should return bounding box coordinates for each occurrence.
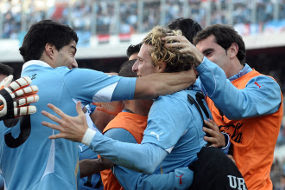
[142,96,191,151]
[63,68,136,104]
[83,128,168,174]
[220,133,230,154]
[114,166,193,190]
[197,57,282,119]
[105,128,194,190]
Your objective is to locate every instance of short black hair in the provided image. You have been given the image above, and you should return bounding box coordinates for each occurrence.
[194,24,246,65]
[0,63,14,76]
[19,20,78,62]
[126,43,142,58]
[168,17,202,43]
[118,59,137,77]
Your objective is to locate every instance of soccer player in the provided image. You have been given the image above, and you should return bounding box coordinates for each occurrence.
[165,24,283,190]
[41,26,211,189]
[0,20,196,190]
[167,17,229,149]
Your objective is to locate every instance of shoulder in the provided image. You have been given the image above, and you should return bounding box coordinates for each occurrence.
[104,128,136,143]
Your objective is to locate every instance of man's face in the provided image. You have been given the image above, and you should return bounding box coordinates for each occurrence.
[132,44,157,77]
[53,40,78,69]
[196,35,231,77]
[129,52,138,61]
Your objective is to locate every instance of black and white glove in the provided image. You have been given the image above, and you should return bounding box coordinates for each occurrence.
[0,75,39,120]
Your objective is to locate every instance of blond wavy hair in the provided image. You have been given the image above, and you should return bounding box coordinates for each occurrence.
[143,26,199,73]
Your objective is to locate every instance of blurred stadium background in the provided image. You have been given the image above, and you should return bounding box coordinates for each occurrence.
[0,0,285,187]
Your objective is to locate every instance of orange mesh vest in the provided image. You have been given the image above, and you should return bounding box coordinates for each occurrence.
[206,69,283,190]
[100,112,147,190]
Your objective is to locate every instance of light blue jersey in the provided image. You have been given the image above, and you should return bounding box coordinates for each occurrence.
[197,57,282,119]
[106,128,195,190]
[141,85,208,173]
[84,82,210,189]
[0,60,136,190]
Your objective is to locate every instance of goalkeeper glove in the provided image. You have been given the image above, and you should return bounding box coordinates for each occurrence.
[0,75,39,120]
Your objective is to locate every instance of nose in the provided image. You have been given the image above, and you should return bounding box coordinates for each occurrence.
[132,60,139,73]
[70,58,78,69]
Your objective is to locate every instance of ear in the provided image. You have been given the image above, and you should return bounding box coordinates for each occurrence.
[44,43,56,60]
[227,42,239,59]
[155,62,167,73]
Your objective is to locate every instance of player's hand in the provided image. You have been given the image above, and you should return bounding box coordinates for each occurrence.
[0,75,39,120]
[93,101,123,116]
[41,101,88,142]
[203,119,226,148]
[163,35,203,66]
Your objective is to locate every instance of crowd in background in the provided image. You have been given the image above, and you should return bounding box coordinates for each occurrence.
[1,0,285,39]
[1,0,285,189]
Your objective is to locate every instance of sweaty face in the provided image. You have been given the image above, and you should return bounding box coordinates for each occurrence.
[54,40,78,69]
[132,44,157,77]
[196,35,231,77]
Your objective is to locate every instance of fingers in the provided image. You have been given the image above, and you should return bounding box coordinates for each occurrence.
[12,85,38,98]
[163,35,188,42]
[15,94,39,107]
[0,75,13,89]
[204,120,219,131]
[9,76,31,92]
[76,101,84,116]
[204,136,219,148]
[49,134,64,139]
[47,103,66,119]
[41,110,62,124]
[165,42,185,49]
[15,105,37,117]
[42,120,62,132]
[203,126,216,137]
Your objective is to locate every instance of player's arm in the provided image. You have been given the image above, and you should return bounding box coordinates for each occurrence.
[104,126,194,189]
[65,68,197,104]
[80,157,113,177]
[134,69,197,99]
[42,102,168,174]
[114,165,193,190]
[196,58,282,119]
[164,35,282,119]
[0,75,39,120]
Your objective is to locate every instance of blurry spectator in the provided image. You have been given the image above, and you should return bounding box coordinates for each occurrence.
[164,0,183,25]
[120,1,137,34]
[142,1,160,32]
[232,1,251,25]
[256,0,274,24]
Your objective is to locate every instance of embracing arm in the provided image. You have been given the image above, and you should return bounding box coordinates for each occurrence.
[42,102,167,174]
[163,35,282,119]
[104,128,194,189]
[134,69,197,99]
[84,129,167,174]
[197,58,282,119]
[114,165,193,190]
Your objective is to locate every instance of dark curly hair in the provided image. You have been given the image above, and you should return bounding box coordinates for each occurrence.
[19,20,78,62]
